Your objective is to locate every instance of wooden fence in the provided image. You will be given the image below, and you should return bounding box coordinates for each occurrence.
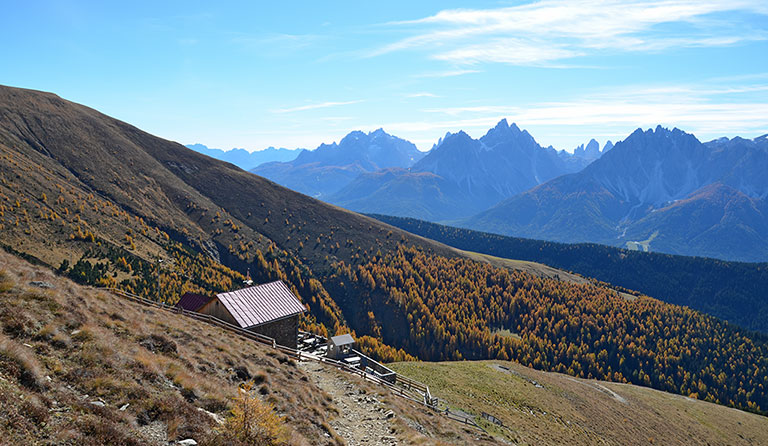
[481,412,504,426]
[444,409,482,428]
[96,287,482,429]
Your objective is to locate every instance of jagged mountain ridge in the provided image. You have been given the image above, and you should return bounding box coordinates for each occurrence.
[558,138,613,171]
[250,128,425,198]
[330,119,599,220]
[465,126,768,261]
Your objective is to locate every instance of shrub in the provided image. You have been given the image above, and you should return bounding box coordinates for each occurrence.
[223,381,289,445]
[252,371,268,385]
[0,269,14,292]
[35,322,58,341]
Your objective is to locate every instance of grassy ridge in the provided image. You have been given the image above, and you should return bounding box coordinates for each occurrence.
[0,250,337,445]
[389,360,768,446]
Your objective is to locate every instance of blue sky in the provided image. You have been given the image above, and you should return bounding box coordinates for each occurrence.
[2,1,767,152]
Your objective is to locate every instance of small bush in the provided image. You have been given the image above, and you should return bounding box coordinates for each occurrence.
[77,342,115,369]
[131,349,164,380]
[137,393,178,426]
[71,325,95,342]
[51,332,71,349]
[0,270,14,292]
[35,322,58,341]
[222,381,289,445]
[21,396,50,425]
[137,393,211,440]
[108,312,126,322]
[233,365,251,381]
[85,375,147,401]
[201,396,228,413]
[252,371,268,385]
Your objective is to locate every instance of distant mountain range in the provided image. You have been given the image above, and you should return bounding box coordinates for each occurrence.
[245,121,768,261]
[558,138,613,171]
[186,143,301,170]
[330,120,612,220]
[251,119,609,220]
[251,128,425,198]
[466,127,768,261]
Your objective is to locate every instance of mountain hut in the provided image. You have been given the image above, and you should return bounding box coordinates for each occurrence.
[197,280,305,349]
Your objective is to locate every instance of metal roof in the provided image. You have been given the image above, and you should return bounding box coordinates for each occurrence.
[175,292,213,312]
[330,333,355,346]
[216,281,305,328]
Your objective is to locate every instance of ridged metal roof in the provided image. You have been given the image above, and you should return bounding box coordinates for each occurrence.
[175,292,213,312]
[216,281,305,328]
[330,333,355,346]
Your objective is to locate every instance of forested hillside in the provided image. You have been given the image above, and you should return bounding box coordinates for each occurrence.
[329,246,768,413]
[371,215,768,333]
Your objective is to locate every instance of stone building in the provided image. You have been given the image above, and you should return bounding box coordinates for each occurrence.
[197,280,305,349]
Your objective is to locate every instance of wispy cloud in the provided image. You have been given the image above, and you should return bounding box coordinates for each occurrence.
[272,100,363,114]
[405,92,440,98]
[412,69,481,78]
[386,79,768,147]
[373,0,768,66]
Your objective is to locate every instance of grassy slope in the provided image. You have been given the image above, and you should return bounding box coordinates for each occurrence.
[3,247,766,446]
[0,83,453,341]
[0,248,499,445]
[0,249,337,445]
[0,85,452,274]
[390,360,768,446]
[457,249,589,285]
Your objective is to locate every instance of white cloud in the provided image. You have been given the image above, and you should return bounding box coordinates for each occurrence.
[433,38,580,65]
[374,0,768,65]
[412,69,481,78]
[272,100,362,114]
[405,92,440,98]
[390,79,768,148]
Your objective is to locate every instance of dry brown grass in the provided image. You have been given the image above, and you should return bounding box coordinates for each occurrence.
[0,333,45,391]
[0,247,502,445]
[390,360,768,446]
[0,249,343,445]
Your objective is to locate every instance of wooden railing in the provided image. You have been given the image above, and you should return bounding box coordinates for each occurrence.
[444,409,481,427]
[97,287,481,430]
